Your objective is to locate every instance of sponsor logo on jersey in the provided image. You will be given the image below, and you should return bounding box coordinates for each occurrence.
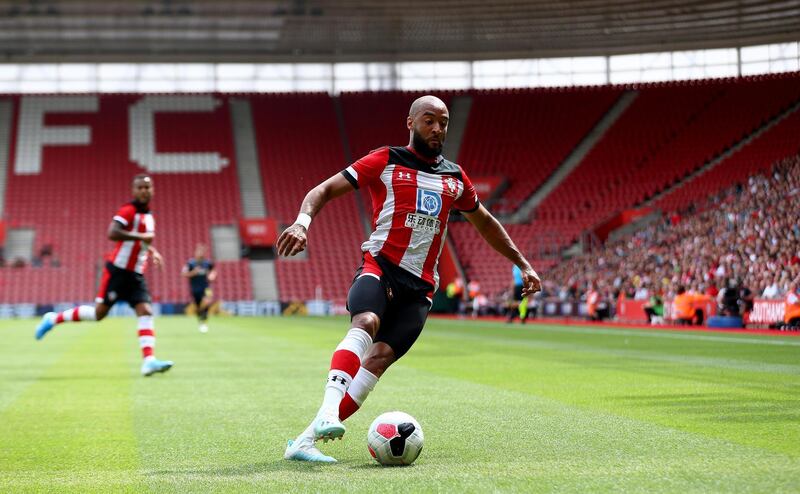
[416,189,442,216]
[404,213,441,234]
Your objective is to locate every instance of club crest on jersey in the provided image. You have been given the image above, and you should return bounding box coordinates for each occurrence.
[416,189,442,216]
[444,177,458,196]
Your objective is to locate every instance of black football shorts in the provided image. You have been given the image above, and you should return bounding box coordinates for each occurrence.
[347,254,433,359]
[95,262,151,308]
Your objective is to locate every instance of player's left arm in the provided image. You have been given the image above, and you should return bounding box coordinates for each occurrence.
[462,204,541,296]
[208,264,217,282]
[148,245,164,269]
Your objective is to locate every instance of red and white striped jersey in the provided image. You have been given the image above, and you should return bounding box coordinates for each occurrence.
[342,146,479,290]
[107,202,154,274]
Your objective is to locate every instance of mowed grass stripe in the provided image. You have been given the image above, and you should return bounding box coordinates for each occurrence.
[0,319,85,414]
[0,320,144,493]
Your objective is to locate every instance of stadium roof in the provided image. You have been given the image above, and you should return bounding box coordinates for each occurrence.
[1,0,799,63]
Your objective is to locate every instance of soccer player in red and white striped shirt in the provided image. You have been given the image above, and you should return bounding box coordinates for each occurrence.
[35,174,173,377]
[280,95,541,463]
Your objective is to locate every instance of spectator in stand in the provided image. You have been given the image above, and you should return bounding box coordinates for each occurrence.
[673,285,699,325]
[467,279,481,317]
[644,289,664,325]
[762,274,782,299]
[718,278,740,316]
[739,282,754,321]
[586,283,599,321]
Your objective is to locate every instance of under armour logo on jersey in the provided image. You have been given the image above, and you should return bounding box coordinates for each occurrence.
[398,171,412,180]
[329,375,347,385]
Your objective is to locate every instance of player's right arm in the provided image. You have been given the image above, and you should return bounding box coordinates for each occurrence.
[107,205,154,242]
[277,147,388,257]
[107,221,154,242]
[181,262,196,278]
[276,173,355,257]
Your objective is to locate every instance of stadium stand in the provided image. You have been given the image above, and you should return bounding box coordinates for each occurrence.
[249,94,365,304]
[457,87,622,214]
[2,94,252,303]
[655,106,800,213]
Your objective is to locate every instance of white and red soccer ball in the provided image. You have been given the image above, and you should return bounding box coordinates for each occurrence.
[367,411,424,466]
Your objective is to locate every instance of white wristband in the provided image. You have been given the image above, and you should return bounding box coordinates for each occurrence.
[294,213,312,230]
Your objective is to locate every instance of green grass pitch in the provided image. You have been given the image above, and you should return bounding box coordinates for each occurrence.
[1,316,799,493]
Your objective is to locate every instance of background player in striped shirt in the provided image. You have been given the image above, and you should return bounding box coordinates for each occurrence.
[35,174,174,377]
[279,95,541,462]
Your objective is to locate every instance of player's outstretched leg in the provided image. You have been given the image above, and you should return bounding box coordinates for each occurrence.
[137,315,174,377]
[35,306,97,340]
[284,325,374,462]
[313,327,373,441]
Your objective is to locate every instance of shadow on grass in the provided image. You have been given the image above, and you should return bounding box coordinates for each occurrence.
[613,392,800,423]
[149,459,379,477]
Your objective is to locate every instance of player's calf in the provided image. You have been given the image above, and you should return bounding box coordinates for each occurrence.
[35,305,97,340]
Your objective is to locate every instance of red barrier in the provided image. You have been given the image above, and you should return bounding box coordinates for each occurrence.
[616,299,648,324]
[239,218,278,247]
[750,299,784,325]
[0,220,5,246]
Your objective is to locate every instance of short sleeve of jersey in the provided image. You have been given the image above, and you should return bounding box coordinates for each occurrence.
[341,147,390,189]
[186,260,195,271]
[112,204,136,228]
[208,261,215,271]
[454,166,480,213]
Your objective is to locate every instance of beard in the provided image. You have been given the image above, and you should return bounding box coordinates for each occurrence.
[412,130,443,158]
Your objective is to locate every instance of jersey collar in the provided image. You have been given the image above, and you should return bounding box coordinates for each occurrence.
[405,145,443,164]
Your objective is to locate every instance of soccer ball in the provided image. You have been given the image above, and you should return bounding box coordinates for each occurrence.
[367,411,424,466]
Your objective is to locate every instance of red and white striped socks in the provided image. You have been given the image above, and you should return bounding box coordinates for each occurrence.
[339,367,379,421]
[137,315,156,360]
[319,328,373,415]
[53,306,97,324]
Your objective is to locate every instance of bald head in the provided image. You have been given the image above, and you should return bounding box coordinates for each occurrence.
[407,95,449,158]
[409,95,448,118]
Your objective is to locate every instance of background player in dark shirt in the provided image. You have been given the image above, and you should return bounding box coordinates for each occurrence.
[182,243,217,333]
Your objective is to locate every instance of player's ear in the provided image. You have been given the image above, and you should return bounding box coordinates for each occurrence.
[406,116,413,130]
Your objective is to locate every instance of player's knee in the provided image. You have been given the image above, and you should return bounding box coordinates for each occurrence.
[94,304,109,321]
[135,304,153,317]
[351,311,380,338]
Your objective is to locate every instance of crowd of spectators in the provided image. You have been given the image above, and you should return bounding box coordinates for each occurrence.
[546,154,800,318]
